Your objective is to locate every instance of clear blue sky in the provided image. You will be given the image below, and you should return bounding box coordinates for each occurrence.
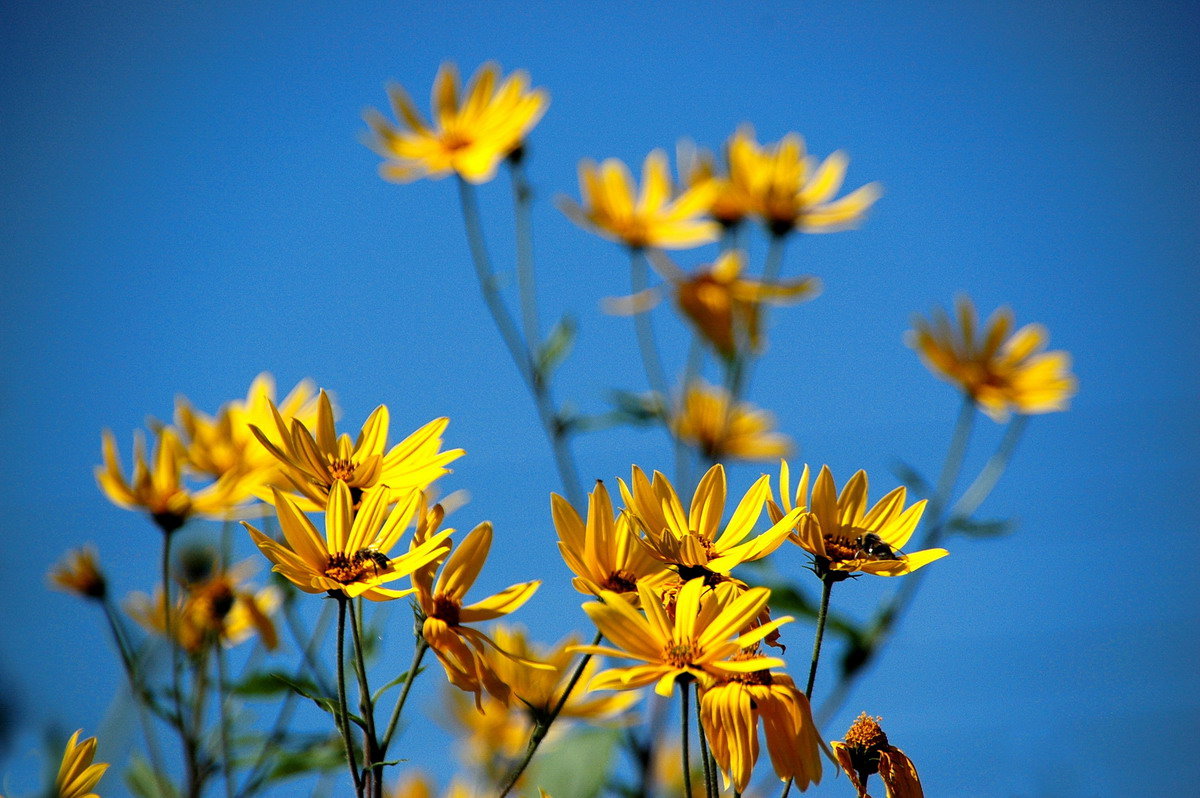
[2,1,1197,795]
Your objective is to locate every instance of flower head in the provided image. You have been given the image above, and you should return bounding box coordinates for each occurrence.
[412,520,543,707]
[365,62,548,184]
[576,578,792,696]
[251,390,464,510]
[49,547,107,601]
[908,296,1077,422]
[832,713,924,798]
[784,464,945,579]
[243,482,453,601]
[559,150,719,250]
[673,381,792,463]
[551,480,675,598]
[700,663,823,792]
[54,729,108,798]
[619,464,802,582]
[97,427,249,533]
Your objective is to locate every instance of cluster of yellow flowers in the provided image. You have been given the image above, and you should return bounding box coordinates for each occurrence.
[40,60,1081,798]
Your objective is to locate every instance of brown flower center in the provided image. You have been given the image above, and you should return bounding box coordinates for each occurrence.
[845,712,889,751]
[328,458,357,482]
[600,569,639,593]
[728,652,775,686]
[324,552,368,584]
[663,641,698,668]
[431,593,461,626]
[823,534,858,561]
[441,131,473,152]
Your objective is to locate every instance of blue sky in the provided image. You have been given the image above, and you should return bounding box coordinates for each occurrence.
[2,1,1197,795]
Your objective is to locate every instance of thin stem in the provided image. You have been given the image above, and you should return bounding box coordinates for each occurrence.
[457,176,583,507]
[674,335,705,493]
[498,630,604,797]
[348,599,380,798]
[380,637,428,755]
[695,687,716,798]
[805,577,834,699]
[509,158,540,349]
[335,598,363,796]
[215,644,236,798]
[929,395,977,521]
[629,247,671,401]
[285,599,334,694]
[680,680,693,798]
[738,231,787,398]
[762,232,788,283]
[950,414,1028,519]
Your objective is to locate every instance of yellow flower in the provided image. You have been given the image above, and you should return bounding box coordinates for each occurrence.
[551,480,675,598]
[365,61,548,184]
[789,464,946,579]
[908,296,1077,422]
[175,373,320,485]
[97,427,249,533]
[388,771,476,798]
[251,390,464,510]
[831,714,924,798]
[677,139,756,227]
[700,664,823,792]
[49,547,107,601]
[412,520,543,706]
[443,686,532,777]
[609,250,818,358]
[619,464,803,582]
[718,125,882,235]
[558,150,720,249]
[242,482,453,601]
[54,729,108,798]
[673,381,792,462]
[576,578,792,696]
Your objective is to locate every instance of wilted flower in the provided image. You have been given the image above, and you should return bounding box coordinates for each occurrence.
[365,62,548,184]
[908,296,1077,422]
[831,713,924,798]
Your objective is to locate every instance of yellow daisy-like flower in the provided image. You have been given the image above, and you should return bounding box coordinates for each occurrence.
[789,464,946,579]
[558,150,720,250]
[700,663,823,793]
[619,464,803,582]
[251,390,464,510]
[673,380,792,463]
[175,373,320,486]
[412,520,543,707]
[49,547,107,601]
[831,713,924,798]
[908,296,1078,422]
[608,250,818,359]
[677,139,756,228]
[576,578,791,697]
[443,686,532,777]
[388,771,476,798]
[54,729,108,798]
[365,61,548,184]
[97,427,250,533]
[242,482,453,601]
[551,480,675,598]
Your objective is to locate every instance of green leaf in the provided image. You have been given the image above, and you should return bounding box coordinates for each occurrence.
[126,755,180,798]
[527,725,622,798]
[890,460,930,496]
[371,666,424,704]
[271,673,367,729]
[608,390,666,425]
[946,515,1016,538]
[232,669,300,698]
[265,734,350,781]
[535,315,577,378]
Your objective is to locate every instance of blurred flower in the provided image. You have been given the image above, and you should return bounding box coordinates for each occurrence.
[365,61,548,184]
[831,714,924,798]
[576,578,790,697]
[444,686,532,777]
[619,464,802,581]
[388,771,477,798]
[551,480,674,598]
[97,427,249,533]
[412,520,543,707]
[242,482,453,601]
[607,251,818,358]
[175,373,320,488]
[677,139,756,228]
[558,150,719,249]
[251,390,463,510]
[791,465,945,579]
[908,296,1077,422]
[672,381,792,463]
[54,729,107,798]
[49,547,107,601]
[700,661,823,792]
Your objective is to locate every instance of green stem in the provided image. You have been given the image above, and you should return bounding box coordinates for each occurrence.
[629,247,671,402]
[215,644,236,798]
[348,600,381,798]
[335,598,364,796]
[929,395,977,521]
[950,414,1028,519]
[380,637,428,755]
[805,577,834,699]
[762,232,787,283]
[695,687,716,798]
[680,680,693,798]
[508,158,540,349]
[498,630,604,797]
[457,176,583,507]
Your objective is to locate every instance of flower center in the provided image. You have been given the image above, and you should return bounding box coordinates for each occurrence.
[600,569,639,593]
[663,641,698,668]
[324,553,368,584]
[845,712,889,751]
[823,534,858,561]
[441,131,473,152]
[431,593,461,626]
[328,458,357,482]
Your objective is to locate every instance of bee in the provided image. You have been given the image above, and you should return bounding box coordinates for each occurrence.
[854,532,903,561]
[352,546,392,575]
